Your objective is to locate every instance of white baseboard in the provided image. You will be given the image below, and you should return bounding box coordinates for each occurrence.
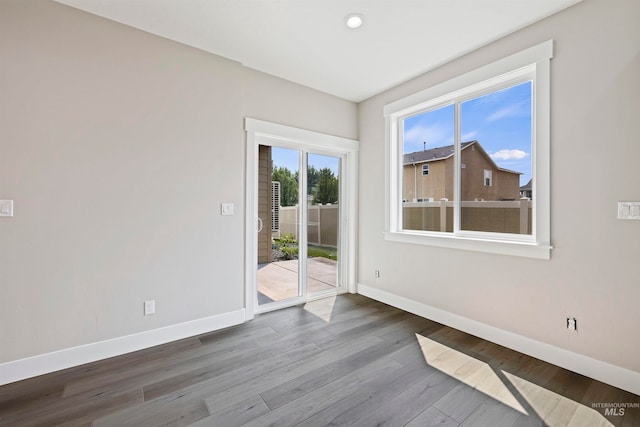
[0,309,245,386]
[358,284,640,396]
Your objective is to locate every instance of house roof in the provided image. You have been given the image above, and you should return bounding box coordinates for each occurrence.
[403,140,521,175]
[403,142,474,164]
[520,178,532,191]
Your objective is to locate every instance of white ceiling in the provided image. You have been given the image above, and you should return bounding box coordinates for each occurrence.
[54,0,581,102]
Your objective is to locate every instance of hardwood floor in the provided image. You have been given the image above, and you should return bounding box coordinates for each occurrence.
[1,294,638,426]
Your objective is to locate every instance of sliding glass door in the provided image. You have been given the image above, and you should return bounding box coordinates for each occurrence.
[255,145,343,310]
[245,118,358,317]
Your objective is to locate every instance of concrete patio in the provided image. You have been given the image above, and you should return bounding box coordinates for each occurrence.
[257,257,337,303]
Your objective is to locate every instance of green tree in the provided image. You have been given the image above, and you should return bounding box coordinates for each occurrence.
[307,165,319,195]
[314,167,338,205]
[272,166,298,207]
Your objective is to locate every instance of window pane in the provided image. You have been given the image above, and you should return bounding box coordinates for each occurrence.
[259,146,301,305]
[460,81,532,234]
[402,104,454,232]
[307,154,340,295]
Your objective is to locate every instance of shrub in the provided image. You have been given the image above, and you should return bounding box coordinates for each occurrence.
[280,245,299,260]
[280,233,297,244]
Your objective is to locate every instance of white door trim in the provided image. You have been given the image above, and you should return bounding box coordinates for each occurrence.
[244,118,359,320]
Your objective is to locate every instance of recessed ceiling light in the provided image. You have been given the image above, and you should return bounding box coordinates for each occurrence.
[344,13,364,29]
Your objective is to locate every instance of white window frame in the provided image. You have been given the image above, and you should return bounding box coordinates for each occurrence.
[384,40,553,259]
[422,164,430,176]
[484,169,492,187]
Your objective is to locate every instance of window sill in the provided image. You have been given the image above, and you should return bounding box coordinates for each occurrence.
[384,231,552,259]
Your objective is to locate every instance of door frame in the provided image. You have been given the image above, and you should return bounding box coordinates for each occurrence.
[244,118,359,320]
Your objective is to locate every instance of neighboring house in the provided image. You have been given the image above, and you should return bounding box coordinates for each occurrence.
[403,140,521,202]
[520,178,532,200]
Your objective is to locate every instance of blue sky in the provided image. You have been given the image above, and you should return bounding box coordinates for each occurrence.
[271,147,340,176]
[403,81,532,186]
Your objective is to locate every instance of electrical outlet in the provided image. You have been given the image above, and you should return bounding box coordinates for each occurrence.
[144,300,156,316]
[0,200,13,217]
[618,202,640,220]
[375,270,380,278]
[566,317,577,331]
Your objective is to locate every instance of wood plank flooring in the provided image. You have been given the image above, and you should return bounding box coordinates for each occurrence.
[1,294,638,426]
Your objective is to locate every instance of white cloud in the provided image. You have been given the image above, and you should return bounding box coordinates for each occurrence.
[487,104,521,122]
[404,123,451,149]
[461,130,478,141]
[491,149,528,160]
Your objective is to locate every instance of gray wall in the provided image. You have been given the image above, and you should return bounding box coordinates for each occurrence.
[358,0,640,374]
[0,0,356,364]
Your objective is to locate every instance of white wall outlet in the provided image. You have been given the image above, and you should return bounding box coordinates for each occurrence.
[144,299,156,315]
[0,200,13,217]
[221,202,234,216]
[566,317,577,331]
[375,269,380,278]
[618,202,640,220]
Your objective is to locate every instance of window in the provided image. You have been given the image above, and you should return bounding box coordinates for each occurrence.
[384,41,553,259]
[484,170,492,187]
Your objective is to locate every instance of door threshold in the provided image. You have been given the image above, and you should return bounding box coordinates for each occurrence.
[254,289,346,315]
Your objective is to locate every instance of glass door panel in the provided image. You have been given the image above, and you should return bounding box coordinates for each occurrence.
[306,153,340,296]
[257,145,302,306]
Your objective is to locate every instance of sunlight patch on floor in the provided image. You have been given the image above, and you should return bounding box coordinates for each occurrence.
[304,296,337,322]
[416,333,616,426]
[415,334,528,415]
[504,371,614,427]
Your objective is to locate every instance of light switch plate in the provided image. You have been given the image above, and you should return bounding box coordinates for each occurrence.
[618,202,640,220]
[144,300,155,315]
[221,203,234,216]
[0,200,13,217]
